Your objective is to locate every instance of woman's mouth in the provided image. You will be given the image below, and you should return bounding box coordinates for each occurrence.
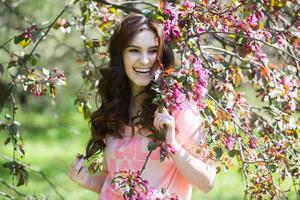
[133,67,151,74]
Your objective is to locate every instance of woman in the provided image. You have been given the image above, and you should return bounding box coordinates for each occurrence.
[68,13,216,199]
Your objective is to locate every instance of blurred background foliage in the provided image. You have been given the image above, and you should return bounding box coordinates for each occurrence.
[0,0,297,199]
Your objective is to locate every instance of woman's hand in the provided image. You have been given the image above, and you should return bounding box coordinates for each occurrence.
[68,154,90,186]
[153,107,176,144]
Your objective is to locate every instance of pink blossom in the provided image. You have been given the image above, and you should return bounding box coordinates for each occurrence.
[166,83,185,111]
[158,142,176,161]
[163,19,181,42]
[112,169,149,199]
[256,11,265,20]
[249,138,256,149]
[183,1,195,9]
[263,30,272,40]
[224,135,235,150]
[255,50,268,64]
[277,34,284,48]
[247,14,258,28]
[34,87,42,96]
[196,27,205,34]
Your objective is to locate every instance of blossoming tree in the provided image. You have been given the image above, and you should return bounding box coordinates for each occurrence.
[0,0,299,199]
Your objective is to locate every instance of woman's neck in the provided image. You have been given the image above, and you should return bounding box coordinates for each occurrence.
[129,90,147,125]
[130,94,145,114]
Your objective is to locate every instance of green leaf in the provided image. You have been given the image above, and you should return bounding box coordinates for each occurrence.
[31,57,37,65]
[4,114,11,120]
[228,149,238,157]
[147,133,157,140]
[213,147,223,159]
[147,141,157,151]
[267,164,277,173]
[4,137,11,145]
[8,61,17,68]
[14,35,23,44]
[17,170,28,186]
[158,128,166,141]
[0,123,7,130]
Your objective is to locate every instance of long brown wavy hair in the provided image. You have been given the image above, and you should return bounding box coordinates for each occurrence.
[85,13,175,159]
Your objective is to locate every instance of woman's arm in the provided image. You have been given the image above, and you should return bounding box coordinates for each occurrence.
[154,100,216,193]
[68,154,108,193]
[170,138,216,193]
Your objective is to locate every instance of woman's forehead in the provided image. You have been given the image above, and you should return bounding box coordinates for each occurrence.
[127,29,158,48]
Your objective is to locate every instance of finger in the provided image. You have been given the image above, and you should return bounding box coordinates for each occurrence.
[77,167,88,180]
[68,157,81,177]
[70,158,85,177]
[71,153,85,168]
[156,117,164,130]
[74,158,85,172]
[153,114,159,130]
[76,153,84,159]
[77,168,89,185]
[71,157,80,168]
[161,107,170,115]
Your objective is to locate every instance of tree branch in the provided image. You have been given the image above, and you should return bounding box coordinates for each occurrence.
[101,0,159,14]
[1,0,33,24]
[29,0,78,55]
[193,31,300,62]
[0,177,26,197]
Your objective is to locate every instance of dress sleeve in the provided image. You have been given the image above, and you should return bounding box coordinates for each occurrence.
[171,100,216,193]
[173,100,206,148]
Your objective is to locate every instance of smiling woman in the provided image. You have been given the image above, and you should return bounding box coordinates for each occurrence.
[67,13,216,200]
[123,28,158,94]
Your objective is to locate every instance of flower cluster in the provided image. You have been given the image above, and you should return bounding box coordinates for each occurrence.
[152,56,208,112]
[12,66,66,97]
[158,141,176,162]
[112,169,149,200]
[112,169,181,200]
[163,3,181,42]
[14,25,40,48]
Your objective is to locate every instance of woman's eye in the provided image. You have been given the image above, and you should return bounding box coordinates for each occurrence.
[149,49,157,54]
[128,49,139,53]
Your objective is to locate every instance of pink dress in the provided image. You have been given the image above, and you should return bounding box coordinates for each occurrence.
[99,100,205,200]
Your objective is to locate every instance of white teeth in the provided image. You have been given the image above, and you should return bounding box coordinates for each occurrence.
[134,68,151,73]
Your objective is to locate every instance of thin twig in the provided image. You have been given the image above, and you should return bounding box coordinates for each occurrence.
[1,0,33,24]
[235,125,249,200]
[0,192,16,200]
[206,93,253,137]
[30,0,78,55]
[193,31,300,62]
[102,0,158,12]
[39,172,65,200]
[1,155,65,200]
[140,150,153,174]
[0,37,15,49]
[0,178,26,197]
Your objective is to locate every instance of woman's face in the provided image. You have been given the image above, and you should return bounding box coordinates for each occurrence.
[123,29,158,94]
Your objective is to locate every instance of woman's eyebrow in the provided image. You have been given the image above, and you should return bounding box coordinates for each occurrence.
[126,45,140,48]
[126,45,158,49]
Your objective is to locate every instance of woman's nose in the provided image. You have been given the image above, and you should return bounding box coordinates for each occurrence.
[139,53,150,65]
